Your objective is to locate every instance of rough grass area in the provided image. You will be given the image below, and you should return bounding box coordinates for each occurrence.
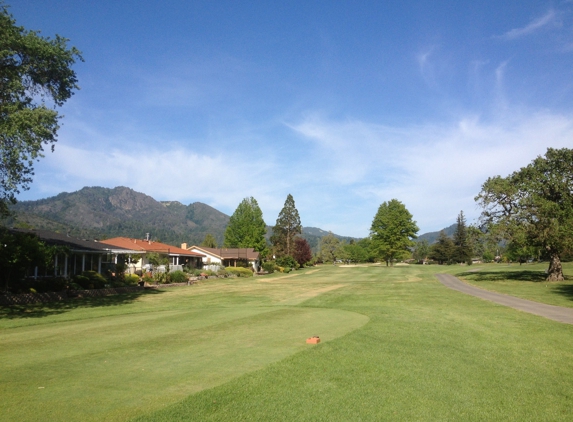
[1,264,573,421]
[456,262,573,308]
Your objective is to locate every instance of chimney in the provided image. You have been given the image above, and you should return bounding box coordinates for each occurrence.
[145,233,150,241]
[181,242,187,250]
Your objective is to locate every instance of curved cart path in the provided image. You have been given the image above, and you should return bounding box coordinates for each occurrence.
[436,273,573,325]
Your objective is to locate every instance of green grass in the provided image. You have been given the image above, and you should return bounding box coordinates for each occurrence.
[1,264,573,421]
[455,262,573,308]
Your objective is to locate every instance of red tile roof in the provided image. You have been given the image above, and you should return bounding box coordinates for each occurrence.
[101,237,205,257]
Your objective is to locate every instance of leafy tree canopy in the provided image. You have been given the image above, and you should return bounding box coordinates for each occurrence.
[200,233,217,248]
[413,239,430,263]
[293,237,312,267]
[319,232,343,263]
[224,197,267,253]
[0,4,82,216]
[475,148,573,281]
[370,199,418,266]
[271,194,301,257]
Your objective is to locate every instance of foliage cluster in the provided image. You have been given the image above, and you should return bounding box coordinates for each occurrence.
[476,148,573,280]
[225,267,253,278]
[370,199,418,266]
[261,261,275,273]
[224,197,267,254]
[0,5,82,216]
[271,194,302,258]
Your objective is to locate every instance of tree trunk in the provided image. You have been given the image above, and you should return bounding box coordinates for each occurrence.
[546,254,564,281]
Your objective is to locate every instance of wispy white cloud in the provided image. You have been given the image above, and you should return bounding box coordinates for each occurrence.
[416,45,438,86]
[288,110,573,235]
[32,133,284,219]
[24,108,573,238]
[498,10,557,40]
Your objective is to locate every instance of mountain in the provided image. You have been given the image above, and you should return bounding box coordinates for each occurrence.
[6,186,230,246]
[416,223,457,244]
[4,186,355,251]
[301,227,358,252]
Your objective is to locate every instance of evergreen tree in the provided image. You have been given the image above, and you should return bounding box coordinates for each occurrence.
[370,199,419,266]
[224,197,267,253]
[271,194,302,257]
[200,233,217,248]
[429,230,455,264]
[453,211,471,263]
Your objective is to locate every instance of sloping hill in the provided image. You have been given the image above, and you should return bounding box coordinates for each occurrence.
[416,223,457,244]
[7,186,230,246]
[5,187,355,250]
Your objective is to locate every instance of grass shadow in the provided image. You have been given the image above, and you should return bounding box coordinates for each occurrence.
[0,289,165,320]
[551,284,573,301]
[458,270,548,283]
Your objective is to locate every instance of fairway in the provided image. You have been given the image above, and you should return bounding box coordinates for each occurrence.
[2,265,573,421]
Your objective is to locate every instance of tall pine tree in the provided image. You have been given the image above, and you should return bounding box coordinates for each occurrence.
[271,194,302,257]
[453,210,471,263]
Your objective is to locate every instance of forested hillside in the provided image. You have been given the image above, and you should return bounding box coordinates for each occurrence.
[4,186,357,249]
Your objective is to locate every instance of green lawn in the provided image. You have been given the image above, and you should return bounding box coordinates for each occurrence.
[1,264,573,421]
[454,262,573,308]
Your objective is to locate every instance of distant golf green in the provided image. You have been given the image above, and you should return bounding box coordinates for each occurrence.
[1,263,572,421]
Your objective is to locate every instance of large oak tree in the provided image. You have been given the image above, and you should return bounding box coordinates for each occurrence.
[370,199,418,266]
[0,4,82,216]
[475,148,573,281]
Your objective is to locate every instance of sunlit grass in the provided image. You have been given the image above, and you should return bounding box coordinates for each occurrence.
[1,263,573,421]
[455,262,573,308]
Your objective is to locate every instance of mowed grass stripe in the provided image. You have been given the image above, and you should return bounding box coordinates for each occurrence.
[0,290,367,422]
[136,265,573,421]
[2,264,573,421]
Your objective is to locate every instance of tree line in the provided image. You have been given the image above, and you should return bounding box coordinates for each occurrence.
[1,4,572,284]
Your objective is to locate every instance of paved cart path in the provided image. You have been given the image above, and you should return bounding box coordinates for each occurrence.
[436,273,573,325]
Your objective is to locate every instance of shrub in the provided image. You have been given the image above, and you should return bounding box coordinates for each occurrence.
[72,275,91,289]
[169,270,188,283]
[83,271,107,289]
[124,274,140,285]
[262,261,275,273]
[276,256,298,269]
[225,267,253,278]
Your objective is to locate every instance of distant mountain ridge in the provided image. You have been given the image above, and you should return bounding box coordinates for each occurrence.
[4,186,356,250]
[6,186,230,246]
[416,223,457,244]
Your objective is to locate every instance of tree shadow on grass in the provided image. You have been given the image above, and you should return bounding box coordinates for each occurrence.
[0,289,165,320]
[458,270,548,283]
[551,284,573,301]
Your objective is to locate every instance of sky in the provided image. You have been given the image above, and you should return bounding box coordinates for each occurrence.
[9,0,573,237]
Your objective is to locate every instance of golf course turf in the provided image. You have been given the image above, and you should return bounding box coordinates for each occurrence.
[1,263,572,421]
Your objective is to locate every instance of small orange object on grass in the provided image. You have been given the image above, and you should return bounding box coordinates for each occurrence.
[306,336,320,344]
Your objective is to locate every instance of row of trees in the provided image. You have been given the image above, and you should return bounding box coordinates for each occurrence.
[216,194,312,267]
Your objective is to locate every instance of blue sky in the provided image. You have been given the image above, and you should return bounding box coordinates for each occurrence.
[10,0,573,237]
